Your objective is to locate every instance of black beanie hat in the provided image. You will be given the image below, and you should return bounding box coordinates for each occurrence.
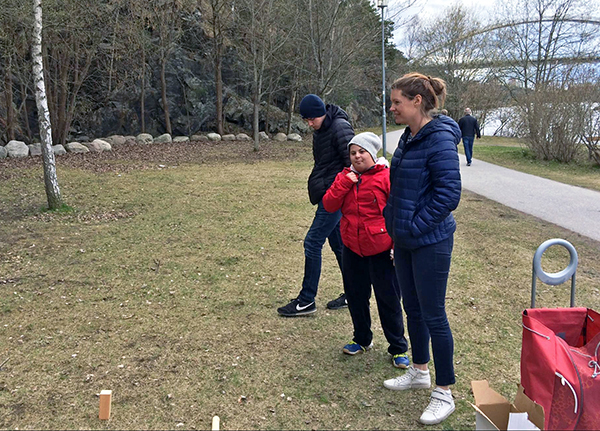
[299,94,326,119]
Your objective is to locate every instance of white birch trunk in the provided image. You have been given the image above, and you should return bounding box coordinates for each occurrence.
[32,0,62,210]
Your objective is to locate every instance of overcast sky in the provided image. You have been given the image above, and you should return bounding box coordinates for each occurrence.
[385,0,497,50]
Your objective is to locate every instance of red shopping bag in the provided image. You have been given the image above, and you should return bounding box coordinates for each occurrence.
[521,307,600,430]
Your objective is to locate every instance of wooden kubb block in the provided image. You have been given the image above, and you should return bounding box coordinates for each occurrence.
[99,390,112,420]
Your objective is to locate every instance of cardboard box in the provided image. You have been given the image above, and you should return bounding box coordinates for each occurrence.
[471,380,545,430]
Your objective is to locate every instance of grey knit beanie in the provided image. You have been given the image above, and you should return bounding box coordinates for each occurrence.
[348,132,382,162]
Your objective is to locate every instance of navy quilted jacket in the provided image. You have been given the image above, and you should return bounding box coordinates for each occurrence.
[307,104,353,205]
[384,115,462,250]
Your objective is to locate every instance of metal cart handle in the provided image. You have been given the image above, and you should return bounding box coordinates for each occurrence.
[531,238,578,308]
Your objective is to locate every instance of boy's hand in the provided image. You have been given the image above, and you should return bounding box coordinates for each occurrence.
[346,172,359,183]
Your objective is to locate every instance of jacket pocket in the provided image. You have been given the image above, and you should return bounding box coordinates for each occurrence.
[365,223,393,254]
[366,223,388,236]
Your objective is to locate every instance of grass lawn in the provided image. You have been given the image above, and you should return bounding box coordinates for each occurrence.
[463,136,600,192]
[1,140,600,430]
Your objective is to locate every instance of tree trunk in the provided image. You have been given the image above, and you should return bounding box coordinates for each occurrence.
[5,59,15,141]
[32,0,62,210]
[161,56,172,135]
[19,81,33,141]
[56,47,69,144]
[140,48,146,133]
[252,88,260,151]
[286,87,296,135]
[215,42,224,135]
[264,92,270,135]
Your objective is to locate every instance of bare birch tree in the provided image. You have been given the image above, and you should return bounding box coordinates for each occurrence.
[32,0,62,210]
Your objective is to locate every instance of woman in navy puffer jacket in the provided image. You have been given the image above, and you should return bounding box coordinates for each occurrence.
[382,73,461,426]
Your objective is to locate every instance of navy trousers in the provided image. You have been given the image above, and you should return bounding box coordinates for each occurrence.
[343,245,408,355]
[394,236,456,386]
[298,201,344,303]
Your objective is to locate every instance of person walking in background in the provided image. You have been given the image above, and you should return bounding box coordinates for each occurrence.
[322,132,410,369]
[383,73,461,425]
[277,94,354,317]
[458,107,480,166]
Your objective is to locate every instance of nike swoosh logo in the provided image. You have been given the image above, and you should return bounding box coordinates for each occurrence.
[296,302,314,311]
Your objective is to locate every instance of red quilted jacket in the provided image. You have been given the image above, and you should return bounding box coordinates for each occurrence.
[322,164,392,257]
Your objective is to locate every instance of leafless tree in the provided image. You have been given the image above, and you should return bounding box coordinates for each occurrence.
[577,82,600,165]
[459,78,508,129]
[199,0,235,136]
[487,0,599,161]
[405,3,488,116]
[32,0,62,210]
[0,0,34,143]
[234,0,297,149]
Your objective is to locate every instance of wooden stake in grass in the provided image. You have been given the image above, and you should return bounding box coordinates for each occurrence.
[212,415,220,430]
[99,390,112,420]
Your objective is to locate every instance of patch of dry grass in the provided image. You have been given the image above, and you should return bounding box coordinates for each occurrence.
[1,140,600,430]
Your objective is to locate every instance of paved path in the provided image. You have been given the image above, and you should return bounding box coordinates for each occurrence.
[383,129,600,242]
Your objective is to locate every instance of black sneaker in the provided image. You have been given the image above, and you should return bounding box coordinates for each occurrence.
[326,293,348,310]
[277,298,316,317]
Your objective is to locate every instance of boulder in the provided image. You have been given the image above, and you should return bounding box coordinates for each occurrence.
[95,139,112,151]
[0,146,7,159]
[28,143,42,156]
[173,136,189,143]
[207,133,221,142]
[52,145,67,155]
[191,134,208,142]
[222,134,236,141]
[259,131,270,141]
[106,135,127,146]
[84,140,103,152]
[287,133,302,142]
[65,142,90,153]
[236,133,251,141]
[273,133,287,142]
[136,133,154,145]
[124,136,137,145]
[6,140,29,158]
[154,133,172,144]
[85,139,111,152]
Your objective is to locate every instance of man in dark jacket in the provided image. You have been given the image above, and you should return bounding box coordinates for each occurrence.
[457,108,480,166]
[277,94,354,317]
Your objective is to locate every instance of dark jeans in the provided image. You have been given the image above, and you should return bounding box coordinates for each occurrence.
[343,246,408,355]
[463,136,474,163]
[394,236,455,386]
[298,201,343,303]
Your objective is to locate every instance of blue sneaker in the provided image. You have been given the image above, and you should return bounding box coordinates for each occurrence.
[343,341,373,355]
[392,353,410,369]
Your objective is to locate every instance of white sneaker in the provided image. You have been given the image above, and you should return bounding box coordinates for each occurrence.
[383,366,431,391]
[419,388,455,425]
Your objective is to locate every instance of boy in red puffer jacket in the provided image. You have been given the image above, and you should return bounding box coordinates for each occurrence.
[323,132,409,368]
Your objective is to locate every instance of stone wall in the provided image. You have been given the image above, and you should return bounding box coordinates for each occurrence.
[0,132,304,160]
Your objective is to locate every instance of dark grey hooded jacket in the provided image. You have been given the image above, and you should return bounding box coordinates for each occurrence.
[307,104,353,205]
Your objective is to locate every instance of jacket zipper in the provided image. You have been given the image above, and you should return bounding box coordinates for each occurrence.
[356,175,362,256]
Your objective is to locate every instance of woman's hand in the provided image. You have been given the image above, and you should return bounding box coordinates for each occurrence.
[346,172,359,183]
